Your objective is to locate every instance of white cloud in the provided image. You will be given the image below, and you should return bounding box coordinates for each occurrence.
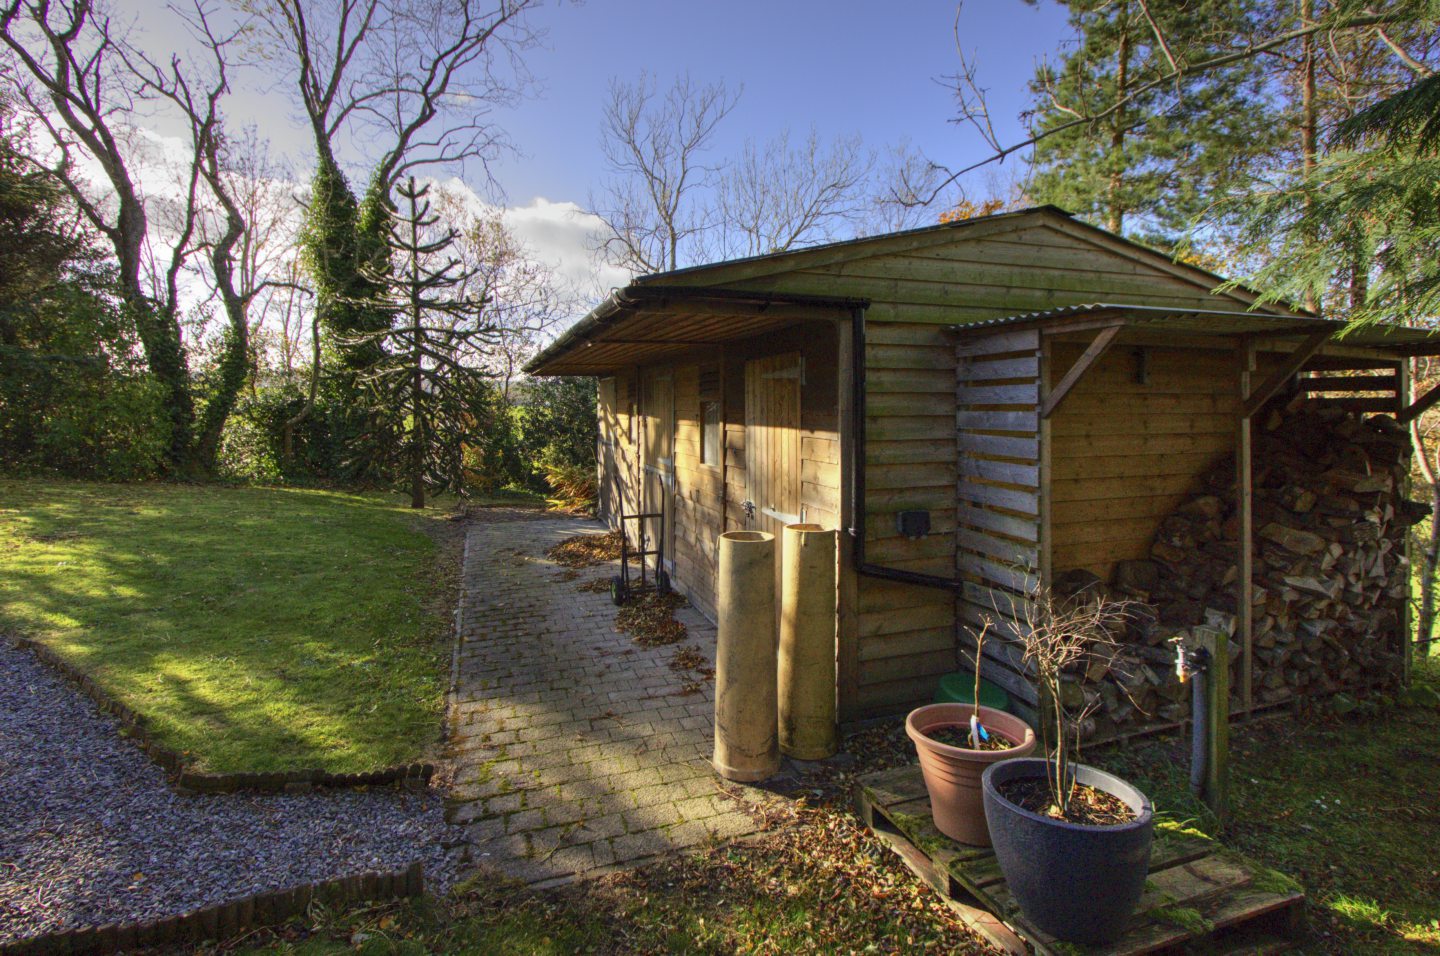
[503,196,632,303]
[431,179,631,315]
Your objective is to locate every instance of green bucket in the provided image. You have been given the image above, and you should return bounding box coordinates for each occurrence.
[934,670,1011,713]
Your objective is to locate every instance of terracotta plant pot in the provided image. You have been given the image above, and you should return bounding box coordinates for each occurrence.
[906,703,1036,845]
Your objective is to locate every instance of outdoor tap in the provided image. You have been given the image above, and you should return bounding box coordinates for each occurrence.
[1173,639,1210,684]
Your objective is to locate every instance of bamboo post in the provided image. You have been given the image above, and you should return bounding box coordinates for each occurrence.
[778,523,839,760]
[713,530,780,782]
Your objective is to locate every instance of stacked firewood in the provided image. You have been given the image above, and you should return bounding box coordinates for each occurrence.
[1056,397,1426,739]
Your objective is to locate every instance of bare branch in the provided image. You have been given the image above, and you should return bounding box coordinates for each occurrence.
[918,8,1400,207]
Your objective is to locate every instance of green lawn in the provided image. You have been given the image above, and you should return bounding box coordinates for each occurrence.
[0,479,488,774]
[243,662,1440,955]
[1096,656,1440,954]
[241,810,989,955]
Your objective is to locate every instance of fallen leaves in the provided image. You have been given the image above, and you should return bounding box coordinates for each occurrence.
[615,591,687,647]
[545,531,623,568]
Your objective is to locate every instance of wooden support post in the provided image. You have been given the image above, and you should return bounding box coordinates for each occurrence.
[835,318,860,722]
[1040,323,1121,419]
[1238,339,1255,713]
[1241,328,1331,418]
[1038,336,1053,587]
[1196,627,1230,824]
[1400,358,1415,686]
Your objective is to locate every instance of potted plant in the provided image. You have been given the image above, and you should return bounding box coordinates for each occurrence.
[907,622,1036,845]
[981,585,1154,945]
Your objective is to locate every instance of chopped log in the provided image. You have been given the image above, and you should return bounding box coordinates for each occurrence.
[1054,395,1419,733]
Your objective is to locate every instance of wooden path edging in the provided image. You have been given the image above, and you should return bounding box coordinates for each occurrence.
[7,637,435,793]
[0,863,425,956]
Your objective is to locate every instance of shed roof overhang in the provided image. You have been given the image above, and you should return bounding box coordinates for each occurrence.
[524,286,868,376]
[951,302,1440,424]
[948,302,1440,353]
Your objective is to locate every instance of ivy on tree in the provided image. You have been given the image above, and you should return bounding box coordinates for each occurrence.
[350,178,501,508]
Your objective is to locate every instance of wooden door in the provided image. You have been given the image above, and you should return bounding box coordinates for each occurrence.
[745,353,802,605]
[641,368,675,578]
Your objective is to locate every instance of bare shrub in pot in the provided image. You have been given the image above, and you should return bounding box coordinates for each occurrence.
[1011,582,1139,817]
[980,582,1157,945]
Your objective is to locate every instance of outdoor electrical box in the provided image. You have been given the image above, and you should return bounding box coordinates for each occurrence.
[896,510,931,540]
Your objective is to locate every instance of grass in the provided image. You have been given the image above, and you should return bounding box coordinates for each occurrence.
[231,660,1440,954]
[237,808,992,955]
[0,479,522,774]
[1094,655,1440,954]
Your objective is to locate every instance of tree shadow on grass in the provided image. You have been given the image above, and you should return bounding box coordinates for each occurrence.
[0,480,451,774]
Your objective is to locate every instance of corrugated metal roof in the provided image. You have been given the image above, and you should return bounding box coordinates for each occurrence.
[950,302,1440,350]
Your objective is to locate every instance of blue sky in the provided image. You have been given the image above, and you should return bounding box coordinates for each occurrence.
[112,0,1076,296]
[488,0,1074,206]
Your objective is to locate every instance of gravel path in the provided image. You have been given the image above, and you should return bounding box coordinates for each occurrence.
[0,639,461,945]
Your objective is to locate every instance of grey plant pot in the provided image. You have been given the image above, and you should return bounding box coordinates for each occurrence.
[981,757,1154,945]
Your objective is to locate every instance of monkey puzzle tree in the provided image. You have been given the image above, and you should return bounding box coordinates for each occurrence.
[350,177,499,508]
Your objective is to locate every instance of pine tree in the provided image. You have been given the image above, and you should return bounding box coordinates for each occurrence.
[1025,0,1279,249]
[348,178,501,508]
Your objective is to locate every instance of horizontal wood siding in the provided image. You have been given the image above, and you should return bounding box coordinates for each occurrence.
[1050,340,1241,581]
[954,329,1043,707]
[708,219,1256,719]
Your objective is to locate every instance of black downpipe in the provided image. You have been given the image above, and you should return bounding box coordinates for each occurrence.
[848,305,969,594]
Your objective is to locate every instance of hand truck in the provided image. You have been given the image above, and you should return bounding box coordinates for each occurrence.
[611,510,670,605]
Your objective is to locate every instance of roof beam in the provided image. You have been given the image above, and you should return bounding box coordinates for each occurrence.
[1241,328,1333,419]
[1041,323,1123,419]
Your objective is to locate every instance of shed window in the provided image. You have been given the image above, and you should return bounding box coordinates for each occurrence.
[701,401,721,466]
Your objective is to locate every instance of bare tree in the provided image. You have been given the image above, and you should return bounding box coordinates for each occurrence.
[0,0,250,472]
[246,0,539,185]
[711,128,873,259]
[1003,584,1137,818]
[434,189,566,403]
[596,73,895,274]
[865,140,955,234]
[593,73,739,275]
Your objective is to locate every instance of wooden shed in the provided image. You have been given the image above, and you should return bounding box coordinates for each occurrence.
[526,206,1438,727]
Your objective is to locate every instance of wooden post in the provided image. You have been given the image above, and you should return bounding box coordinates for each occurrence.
[835,317,860,722]
[1237,339,1255,713]
[1038,336,1053,587]
[1196,627,1230,823]
[1400,358,1414,686]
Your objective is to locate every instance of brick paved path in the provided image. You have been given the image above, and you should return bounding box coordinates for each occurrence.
[445,510,767,884]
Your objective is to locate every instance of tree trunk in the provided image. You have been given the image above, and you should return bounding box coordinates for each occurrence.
[1299,0,1320,312]
[1106,4,1131,235]
[409,248,425,510]
[410,348,425,509]
[128,300,197,472]
[1411,405,1436,658]
[1421,474,1440,656]
[194,244,249,472]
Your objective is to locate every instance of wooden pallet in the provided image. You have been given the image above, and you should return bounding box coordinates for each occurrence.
[856,766,1305,955]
